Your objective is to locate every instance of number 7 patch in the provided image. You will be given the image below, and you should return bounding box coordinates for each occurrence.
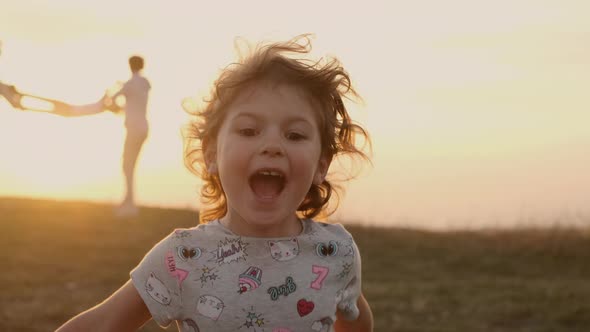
[310,265,329,290]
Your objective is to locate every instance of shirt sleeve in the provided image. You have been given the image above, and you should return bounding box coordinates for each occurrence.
[336,238,362,320]
[130,231,183,327]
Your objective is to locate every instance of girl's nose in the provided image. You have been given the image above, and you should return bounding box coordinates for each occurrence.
[260,140,284,157]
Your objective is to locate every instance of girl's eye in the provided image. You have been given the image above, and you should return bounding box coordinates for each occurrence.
[286,132,306,141]
[238,128,257,136]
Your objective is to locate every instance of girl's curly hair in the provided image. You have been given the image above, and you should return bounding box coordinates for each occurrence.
[183,34,371,223]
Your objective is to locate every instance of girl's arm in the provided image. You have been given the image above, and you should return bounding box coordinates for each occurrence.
[334,293,374,332]
[56,280,151,332]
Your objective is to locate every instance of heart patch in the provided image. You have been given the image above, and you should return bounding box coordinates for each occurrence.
[297,298,315,317]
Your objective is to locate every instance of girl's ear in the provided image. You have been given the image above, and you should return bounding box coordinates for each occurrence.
[204,144,218,175]
[313,155,331,185]
[208,162,218,175]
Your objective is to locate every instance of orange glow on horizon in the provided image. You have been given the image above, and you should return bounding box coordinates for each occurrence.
[1,1,590,228]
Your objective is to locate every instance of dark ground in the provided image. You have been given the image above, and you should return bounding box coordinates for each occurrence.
[1,197,590,331]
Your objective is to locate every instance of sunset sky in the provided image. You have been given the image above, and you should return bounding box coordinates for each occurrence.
[1,0,589,229]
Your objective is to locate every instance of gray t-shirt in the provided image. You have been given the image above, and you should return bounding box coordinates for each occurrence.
[130,219,362,331]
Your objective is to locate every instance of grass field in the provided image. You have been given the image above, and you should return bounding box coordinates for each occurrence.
[1,197,590,332]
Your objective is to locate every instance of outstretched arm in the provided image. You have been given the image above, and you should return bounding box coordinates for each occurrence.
[334,293,374,332]
[18,94,107,117]
[0,82,73,114]
[56,280,152,332]
[63,95,109,117]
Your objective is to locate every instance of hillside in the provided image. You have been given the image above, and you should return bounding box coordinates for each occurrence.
[1,197,589,332]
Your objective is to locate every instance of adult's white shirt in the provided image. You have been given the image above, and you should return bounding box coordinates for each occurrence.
[115,72,151,131]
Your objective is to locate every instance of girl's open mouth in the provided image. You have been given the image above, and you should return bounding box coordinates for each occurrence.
[249,169,286,199]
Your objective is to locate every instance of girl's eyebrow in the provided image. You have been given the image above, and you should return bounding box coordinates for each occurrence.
[229,111,259,121]
[230,111,314,127]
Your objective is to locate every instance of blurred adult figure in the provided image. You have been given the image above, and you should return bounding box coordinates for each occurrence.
[110,55,151,218]
[2,44,151,217]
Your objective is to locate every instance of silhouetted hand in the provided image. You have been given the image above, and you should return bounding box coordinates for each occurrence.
[1,84,23,109]
[101,91,123,113]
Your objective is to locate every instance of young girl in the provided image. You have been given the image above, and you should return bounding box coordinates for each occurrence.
[56,34,373,332]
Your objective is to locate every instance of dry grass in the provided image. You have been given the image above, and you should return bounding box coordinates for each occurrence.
[1,197,590,331]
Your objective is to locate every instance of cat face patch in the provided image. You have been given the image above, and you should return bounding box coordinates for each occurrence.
[268,238,299,262]
[197,295,224,321]
[145,273,171,305]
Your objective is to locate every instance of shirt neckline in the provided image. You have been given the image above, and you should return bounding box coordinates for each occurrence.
[212,218,310,240]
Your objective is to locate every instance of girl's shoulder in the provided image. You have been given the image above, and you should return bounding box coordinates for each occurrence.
[304,219,355,241]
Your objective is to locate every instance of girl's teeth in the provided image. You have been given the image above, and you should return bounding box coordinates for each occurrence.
[259,171,282,177]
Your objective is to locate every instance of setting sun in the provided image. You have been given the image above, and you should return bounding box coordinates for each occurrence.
[1,0,590,228]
